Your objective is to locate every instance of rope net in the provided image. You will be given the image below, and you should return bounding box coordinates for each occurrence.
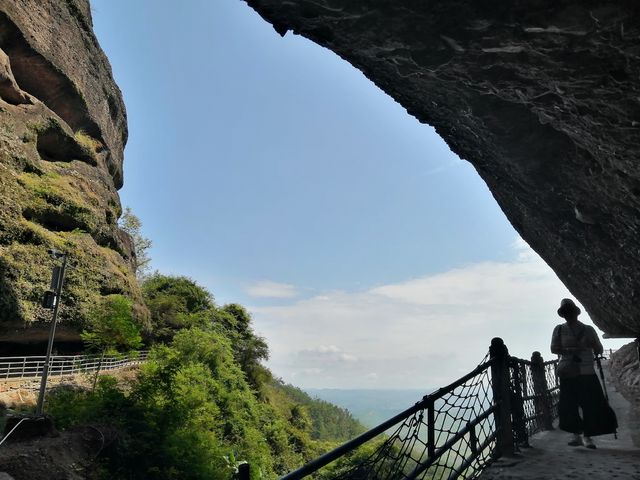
[510,358,560,448]
[293,349,560,480]
[313,359,496,480]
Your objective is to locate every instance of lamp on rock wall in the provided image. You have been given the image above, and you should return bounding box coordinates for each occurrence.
[35,250,69,416]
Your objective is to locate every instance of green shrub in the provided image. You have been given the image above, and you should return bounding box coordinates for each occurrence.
[81,294,142,352]
[47,376,127,429]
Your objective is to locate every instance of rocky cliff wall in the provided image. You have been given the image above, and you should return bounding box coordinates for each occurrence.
[0,0,142,347]
[609,343,640,445]
[610,343,640,401]
[244,0,640,340]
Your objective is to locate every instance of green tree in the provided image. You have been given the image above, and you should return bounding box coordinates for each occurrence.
[81,294,142,352]
[81,294,143,389]
[88,328,275,479]
[119,207,152,278]
[217,304,271,393]
[290,404,312,431]
[142,273,214,343]
[50,274,371,479]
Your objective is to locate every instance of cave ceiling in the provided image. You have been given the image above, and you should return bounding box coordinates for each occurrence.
[243,0,640,337]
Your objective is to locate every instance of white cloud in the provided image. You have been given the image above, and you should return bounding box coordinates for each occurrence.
[316,345,340,353]
[296,345,359,364]
[250,238,618,390]
[246,280,298,298]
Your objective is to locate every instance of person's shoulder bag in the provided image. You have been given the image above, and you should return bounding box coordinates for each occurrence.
[556,324,585,379]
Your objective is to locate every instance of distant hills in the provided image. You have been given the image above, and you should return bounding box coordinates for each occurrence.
[305,388,434,429]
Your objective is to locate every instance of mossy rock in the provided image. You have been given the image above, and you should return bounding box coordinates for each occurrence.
[0,85,146,347]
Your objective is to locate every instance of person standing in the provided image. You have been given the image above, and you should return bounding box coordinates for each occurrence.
[550,298,614,449]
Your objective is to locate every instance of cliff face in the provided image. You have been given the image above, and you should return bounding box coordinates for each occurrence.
[244,0,640,339]
[0,0,141,347]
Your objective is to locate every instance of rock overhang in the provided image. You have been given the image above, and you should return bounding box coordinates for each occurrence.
[243,0,640,337]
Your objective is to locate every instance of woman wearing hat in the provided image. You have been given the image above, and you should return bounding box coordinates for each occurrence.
[551,298,610,448]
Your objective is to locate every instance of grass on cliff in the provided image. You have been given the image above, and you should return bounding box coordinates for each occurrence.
[74,130,103,156]
[1,164,142,326]
[18,171,100,232]
[0,229,141,326]
[0,99,144,332]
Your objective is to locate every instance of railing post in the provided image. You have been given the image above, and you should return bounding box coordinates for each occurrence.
[530,352,553,431]
[237,463,250,480]
[489,337,514,457]
[427,397,435,458]
[510,360,528,447]
[467,420,478,456]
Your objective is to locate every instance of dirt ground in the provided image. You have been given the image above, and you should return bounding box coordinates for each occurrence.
[0,426,109,480]
[0,367,140,480]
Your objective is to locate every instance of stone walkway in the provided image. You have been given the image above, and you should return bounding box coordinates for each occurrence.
[479,367,640,480]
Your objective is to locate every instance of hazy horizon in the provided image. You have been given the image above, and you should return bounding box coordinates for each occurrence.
[305,387,433,428]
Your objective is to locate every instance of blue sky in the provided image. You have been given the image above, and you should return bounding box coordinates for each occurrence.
[91,1,624,388]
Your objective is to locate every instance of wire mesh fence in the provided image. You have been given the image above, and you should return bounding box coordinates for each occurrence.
[318,360,497,480]
[279,339,560,480]
[0,351,148,382]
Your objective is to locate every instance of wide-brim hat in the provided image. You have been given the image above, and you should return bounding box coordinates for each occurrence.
[557,298,581,318]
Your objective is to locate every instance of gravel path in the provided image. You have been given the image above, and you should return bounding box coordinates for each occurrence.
[479,365,640,480]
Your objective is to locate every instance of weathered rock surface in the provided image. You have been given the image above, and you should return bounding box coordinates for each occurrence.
[0,0,142,349]
[0,0,127,187]
[610,343,640,395]
[244,1,640,339]
[610,343,640,446]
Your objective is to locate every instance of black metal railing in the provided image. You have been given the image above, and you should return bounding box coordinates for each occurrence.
[509,353,559,448]
[265,337,560,480]
[285,359,496,480]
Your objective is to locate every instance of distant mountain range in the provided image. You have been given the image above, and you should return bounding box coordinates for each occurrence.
[305,388,434,429]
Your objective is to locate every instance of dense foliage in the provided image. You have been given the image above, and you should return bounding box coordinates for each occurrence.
[142,273,215,343]
[267,381,365,442]
[49,276,366,479]
[216,303,271,394]
[81,294,142,353]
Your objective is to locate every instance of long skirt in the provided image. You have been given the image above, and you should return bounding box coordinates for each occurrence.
[558,374,617,436]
